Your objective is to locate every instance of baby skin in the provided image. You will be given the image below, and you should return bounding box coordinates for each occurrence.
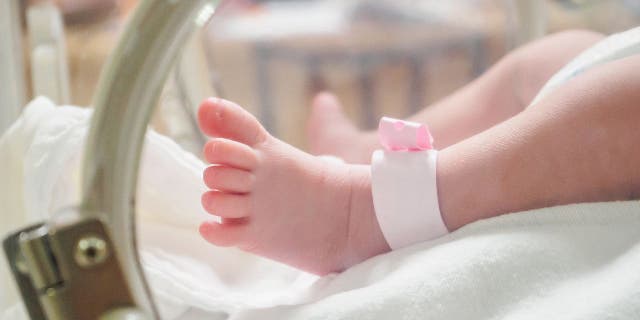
[199,31,640,275]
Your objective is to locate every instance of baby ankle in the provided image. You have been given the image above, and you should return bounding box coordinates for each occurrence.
[343,165,390,266]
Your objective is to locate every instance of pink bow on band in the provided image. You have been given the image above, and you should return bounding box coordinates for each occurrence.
[378,117,434,151]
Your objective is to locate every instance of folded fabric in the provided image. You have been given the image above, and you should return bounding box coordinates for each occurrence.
[0,98,317,320]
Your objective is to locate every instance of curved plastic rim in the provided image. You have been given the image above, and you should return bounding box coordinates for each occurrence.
[81,0,217,317]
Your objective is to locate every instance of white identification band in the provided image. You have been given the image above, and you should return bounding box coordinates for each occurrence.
[371,118,448,249]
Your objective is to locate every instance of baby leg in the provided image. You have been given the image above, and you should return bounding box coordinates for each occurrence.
[307,30,603,163]
[438,55,640,230]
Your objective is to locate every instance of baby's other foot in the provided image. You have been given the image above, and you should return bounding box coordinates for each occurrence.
[307,92,378,164]
[198,98,389,275]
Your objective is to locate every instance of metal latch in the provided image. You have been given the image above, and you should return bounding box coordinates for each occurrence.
[3,210,144,319]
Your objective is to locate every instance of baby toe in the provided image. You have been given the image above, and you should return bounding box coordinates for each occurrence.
[203,138,259,170]
[199,221,248,247]
[201,191,251,218]
[204,166,255,193]
[198,98,267,146]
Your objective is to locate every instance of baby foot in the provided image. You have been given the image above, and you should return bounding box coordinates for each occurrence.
[198,98,389,275]
[306,92,378,164]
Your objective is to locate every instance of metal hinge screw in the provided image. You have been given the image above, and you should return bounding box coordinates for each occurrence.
[74,235,109,268]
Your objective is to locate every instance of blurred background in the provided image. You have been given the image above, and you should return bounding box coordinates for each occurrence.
[2,0,640,155]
